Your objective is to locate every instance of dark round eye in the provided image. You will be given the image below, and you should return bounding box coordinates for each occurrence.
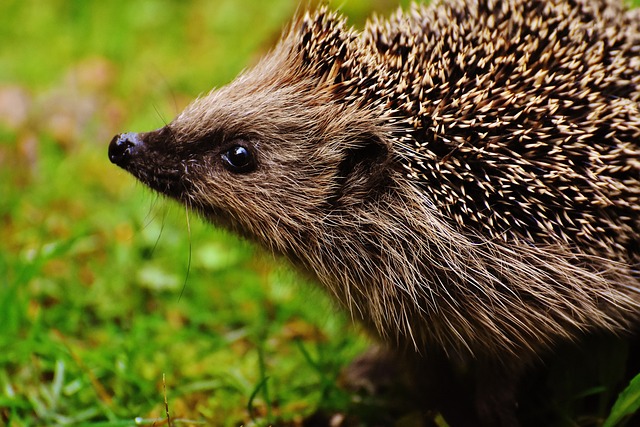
[221,145,255,173]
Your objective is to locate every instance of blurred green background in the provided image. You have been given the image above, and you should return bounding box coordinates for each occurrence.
[0,1,410,426]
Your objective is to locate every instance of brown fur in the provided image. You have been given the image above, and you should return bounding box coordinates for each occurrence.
[109,0,640,424]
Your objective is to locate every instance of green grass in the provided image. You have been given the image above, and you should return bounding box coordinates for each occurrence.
[2,0,640,426]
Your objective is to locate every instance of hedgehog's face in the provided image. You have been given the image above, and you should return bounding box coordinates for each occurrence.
[109,74,391,253]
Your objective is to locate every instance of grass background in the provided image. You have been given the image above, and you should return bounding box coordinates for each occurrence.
[2,0,640,426]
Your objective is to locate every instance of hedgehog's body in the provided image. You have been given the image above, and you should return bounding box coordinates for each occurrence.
[109,0,640,424]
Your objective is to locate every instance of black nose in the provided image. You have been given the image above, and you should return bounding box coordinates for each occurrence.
[109,132,142,166]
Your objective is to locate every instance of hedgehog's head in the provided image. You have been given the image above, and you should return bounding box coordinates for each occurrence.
[108,10,394,254]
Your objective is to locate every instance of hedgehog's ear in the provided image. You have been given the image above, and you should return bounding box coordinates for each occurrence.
[335,133,392,197]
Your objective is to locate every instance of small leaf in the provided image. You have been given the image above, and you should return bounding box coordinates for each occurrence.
[603,372,640,427]
[247,376,270,422]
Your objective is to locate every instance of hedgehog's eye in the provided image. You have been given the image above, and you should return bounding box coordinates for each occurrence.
[221,144,255,173]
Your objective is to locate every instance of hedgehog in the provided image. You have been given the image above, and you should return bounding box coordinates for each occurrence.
[108,0,640,425]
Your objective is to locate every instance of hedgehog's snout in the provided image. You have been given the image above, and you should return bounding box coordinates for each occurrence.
[109,132,143,167]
